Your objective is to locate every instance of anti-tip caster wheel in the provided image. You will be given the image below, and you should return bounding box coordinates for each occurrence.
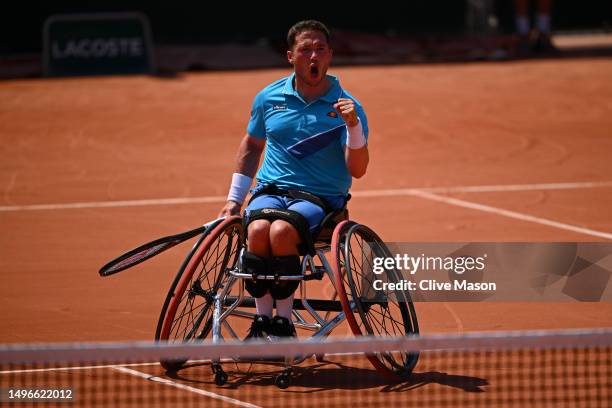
[274,371,291,389]
[214,370,228,386]
[212,364,228,386]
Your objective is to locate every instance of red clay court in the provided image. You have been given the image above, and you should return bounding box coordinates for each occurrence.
[1,56,611,406]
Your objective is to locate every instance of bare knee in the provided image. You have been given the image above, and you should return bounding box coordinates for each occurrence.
[247,220,271,255]
[269,220,301,255]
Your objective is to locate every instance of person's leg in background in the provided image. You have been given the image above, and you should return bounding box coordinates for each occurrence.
[514,0,532,54]
[534,0,557,52]
[514,0,557,55]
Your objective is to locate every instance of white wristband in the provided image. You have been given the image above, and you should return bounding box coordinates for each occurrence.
[227,173,253,204]
[346,119,366,149]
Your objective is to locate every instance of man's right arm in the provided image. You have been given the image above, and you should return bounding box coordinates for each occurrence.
[218,134,266,217]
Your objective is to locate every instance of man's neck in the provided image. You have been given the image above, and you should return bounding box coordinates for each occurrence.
[294,76,331,103]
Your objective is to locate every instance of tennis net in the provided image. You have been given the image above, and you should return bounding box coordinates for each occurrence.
[1,328,610,407]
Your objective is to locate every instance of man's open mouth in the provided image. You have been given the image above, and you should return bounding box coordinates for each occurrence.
[310,65,319,76]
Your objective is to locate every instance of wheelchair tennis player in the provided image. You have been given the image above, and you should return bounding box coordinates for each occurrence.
[218,20,370,342]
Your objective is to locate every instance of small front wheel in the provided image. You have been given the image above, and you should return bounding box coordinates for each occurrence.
[214,370,228,386]
[275,370,291,389]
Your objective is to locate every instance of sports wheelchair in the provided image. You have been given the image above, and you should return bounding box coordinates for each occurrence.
[153,209,419,389]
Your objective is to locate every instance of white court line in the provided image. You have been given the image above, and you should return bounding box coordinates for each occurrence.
[111,366,262,408]
[0,180,610,240]
[0,360,162,375]
[419,180,612,194]
[0,196,227,212]
[0,362,159,374]
[410,190,612,240]
[0,353,364,375]
[353,180,612,197]
[443,303,465,333]
[1,181,611,212]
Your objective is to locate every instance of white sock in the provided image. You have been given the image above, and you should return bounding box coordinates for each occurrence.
[536,14,551,34]
[275,293,294,320]
[516,15,530,35]
[255,292,274,318]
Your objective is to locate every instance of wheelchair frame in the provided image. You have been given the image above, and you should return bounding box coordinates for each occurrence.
[155,215,419,388]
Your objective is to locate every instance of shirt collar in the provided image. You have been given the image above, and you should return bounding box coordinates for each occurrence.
[283,73,342,104]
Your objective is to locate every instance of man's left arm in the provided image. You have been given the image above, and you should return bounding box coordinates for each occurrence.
[334,98,369,178]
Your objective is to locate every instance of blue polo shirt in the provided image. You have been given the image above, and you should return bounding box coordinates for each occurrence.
[247,73,368,198]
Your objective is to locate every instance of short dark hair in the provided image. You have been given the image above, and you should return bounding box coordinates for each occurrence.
[287,20,331,50]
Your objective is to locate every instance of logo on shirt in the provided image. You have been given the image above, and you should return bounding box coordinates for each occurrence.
[327,111,338,118]
[272,104,288,110]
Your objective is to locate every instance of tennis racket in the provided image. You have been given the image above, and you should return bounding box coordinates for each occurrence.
[99,218,225,277]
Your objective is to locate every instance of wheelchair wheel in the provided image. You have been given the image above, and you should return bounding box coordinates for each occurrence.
[154,218,224,341]
[332,221,419,381]
[157,216,243,371]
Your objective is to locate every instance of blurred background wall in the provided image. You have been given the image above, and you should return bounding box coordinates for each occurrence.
[1,1,611,77]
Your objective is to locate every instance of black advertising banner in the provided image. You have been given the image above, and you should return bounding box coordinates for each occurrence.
[43,13,154,77]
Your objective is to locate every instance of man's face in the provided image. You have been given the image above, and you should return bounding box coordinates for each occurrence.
[287,30,333,87]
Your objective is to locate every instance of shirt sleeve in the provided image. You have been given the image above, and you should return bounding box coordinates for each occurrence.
[246,91,266,139]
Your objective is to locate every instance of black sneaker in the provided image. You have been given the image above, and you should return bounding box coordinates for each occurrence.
[238,315,272,362]
[270,316,297,339]
[269,316,298,363]
[244,315,271,341]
